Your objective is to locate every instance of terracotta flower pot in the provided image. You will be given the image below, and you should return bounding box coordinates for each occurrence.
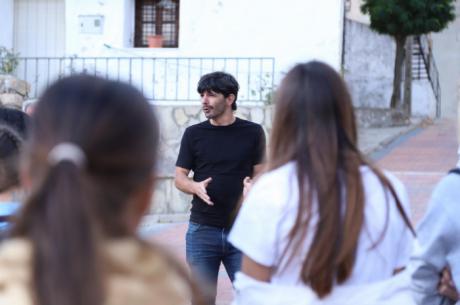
[147,35,164,48]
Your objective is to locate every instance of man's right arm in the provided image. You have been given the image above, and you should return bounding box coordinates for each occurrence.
[174,167,213,205]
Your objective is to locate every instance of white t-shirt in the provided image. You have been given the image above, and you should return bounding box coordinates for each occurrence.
[228,162,413,286]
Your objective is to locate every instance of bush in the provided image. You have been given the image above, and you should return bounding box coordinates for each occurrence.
[0,47,20,74]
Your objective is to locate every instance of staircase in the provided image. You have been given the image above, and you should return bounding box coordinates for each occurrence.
[410,35,441,117]
[412,36,429,80]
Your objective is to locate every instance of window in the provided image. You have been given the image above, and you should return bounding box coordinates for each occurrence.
[134,0,179,48]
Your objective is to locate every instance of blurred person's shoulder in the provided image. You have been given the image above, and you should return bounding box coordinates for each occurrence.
[432,169,460,198]
[0,238,193,305]
[0,238,33,305]
[105,238,192,305]
[427,169,460,218]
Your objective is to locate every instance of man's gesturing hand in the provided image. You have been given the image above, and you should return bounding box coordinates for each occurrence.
[243,176,252,197]
[193,177,213,205]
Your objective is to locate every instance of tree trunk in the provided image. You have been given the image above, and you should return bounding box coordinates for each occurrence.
[391,36,407,109]
[403,37,412,115]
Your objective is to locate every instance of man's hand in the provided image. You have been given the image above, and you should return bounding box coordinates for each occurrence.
[438,267,459,301]
[243,176,252,197]
[193,177,213,205]
[175,167,214,205]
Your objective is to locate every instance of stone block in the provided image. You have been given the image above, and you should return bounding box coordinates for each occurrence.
[236,107,250,120]
[0,93,23,110]
[250,107,264,124]
[170,182,192,213]
[355,107,410,128]
[0,75,30,96]
[264,105,274,130]
[173,107,189,126]
[155,106,181,141]
[150,178,170,214]
[184,106,201,117]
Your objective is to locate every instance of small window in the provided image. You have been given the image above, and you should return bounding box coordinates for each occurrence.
[134,0,180,48]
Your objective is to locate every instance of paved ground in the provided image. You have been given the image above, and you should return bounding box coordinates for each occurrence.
[142,119,458,305]
[375,119,458,223]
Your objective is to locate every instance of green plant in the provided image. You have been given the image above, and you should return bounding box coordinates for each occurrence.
[262,86,276,105]
[361,0,455,112]
[250,72,275,105]
[0,47,20,74]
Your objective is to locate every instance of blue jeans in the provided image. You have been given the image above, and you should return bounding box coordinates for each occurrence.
[186,221,241,305]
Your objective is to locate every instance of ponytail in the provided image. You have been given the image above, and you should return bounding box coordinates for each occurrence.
[14,161,104,305]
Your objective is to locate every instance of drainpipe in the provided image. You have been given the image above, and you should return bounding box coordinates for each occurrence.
[341,0,349,74]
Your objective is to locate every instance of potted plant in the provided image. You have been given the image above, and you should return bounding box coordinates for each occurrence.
[0,47,19,74]
[0,46,30,110]
[147,35,164,48]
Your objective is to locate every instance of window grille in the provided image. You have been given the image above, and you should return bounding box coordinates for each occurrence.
[134,0,179,48]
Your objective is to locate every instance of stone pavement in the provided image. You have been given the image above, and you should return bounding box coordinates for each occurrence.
[375,119,458,223]
[141,119,458,305]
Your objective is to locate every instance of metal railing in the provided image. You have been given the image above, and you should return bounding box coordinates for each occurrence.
[413,35,441,117]
[5,56,276,103]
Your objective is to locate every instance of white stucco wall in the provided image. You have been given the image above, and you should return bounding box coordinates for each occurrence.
[412,79,437,117]
[344,19,395,108]
[345,0,369,24]
[344,19,437,118]
[64,0,344,77]
[0,0,14,49]
[65,0,128,56]
[432,2,460,118]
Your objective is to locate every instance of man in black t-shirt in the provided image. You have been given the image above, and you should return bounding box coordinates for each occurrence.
[175,72,265,305]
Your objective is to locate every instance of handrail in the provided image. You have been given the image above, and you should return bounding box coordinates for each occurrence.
[413,35,441,117]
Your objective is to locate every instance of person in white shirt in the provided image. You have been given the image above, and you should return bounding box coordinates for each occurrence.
[228,61,415,304]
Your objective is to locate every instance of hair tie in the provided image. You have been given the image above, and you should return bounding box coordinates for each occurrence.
[48,143,86,167]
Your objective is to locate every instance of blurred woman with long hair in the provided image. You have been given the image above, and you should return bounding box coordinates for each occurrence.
[229,61,415,304]
[0,75,199,305]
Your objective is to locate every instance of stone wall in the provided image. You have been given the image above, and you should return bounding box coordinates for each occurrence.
[355,108,410,128]
[343,19,395,109]
[344,19,438,120]
[149,104,273,216]
[0,75,30,109]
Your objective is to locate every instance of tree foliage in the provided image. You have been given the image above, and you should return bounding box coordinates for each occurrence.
[361,0,456,37]
[361,0,455,112]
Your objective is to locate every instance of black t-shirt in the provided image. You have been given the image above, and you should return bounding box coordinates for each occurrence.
[176,117,266,228]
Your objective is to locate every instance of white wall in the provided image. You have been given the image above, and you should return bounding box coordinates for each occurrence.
[345,0,369,24]
[11,0,344,100]
[344,20,395,108]
[0,0,14,49]
[344,19,438,118]
[432,2,460,118]
[65,0,128,56]
[412,79,437,117]
[65,0,344,76]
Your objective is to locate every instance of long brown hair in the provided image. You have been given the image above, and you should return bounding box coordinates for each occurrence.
[269,62,413,297]
[10,75,200,305]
